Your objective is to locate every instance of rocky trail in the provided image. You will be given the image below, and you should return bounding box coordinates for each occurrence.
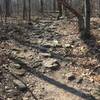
[0,17,100,100]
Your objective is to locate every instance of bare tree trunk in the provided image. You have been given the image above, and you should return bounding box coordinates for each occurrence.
[99,0,100,17]
[23,0,27,20]
[53,0,56,11]
[28,0,31,22]
[0,5,3,22]
[17,0,19,16]
[4,0,11,23]
[40,0,44,13]
[57,0,63,20]
[83,0,91,38]
[57,0,91,39]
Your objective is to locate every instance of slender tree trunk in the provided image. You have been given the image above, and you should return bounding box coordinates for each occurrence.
[83,0,91,38]
[4,0,11,23]
[17,0,19,16]
[40,0,44,13]
[23,0,27,20]
[0,5,3,22]
[57,0,63,20]
[99,0,100,17]
[53,0,56,11]
[57,0,91,39]
[28,0,31,22]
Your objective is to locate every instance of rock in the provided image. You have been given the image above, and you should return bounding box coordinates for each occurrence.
[13,79,27,91]
[66,73,76,81]
[14,63,22,69]
[6,89,19,97]
[39,53,51,57]
[53,40,59,46]
[76,77,83,84]
[64,44,71,48]
[43,40,61,48]
[59,16,65,20]
[43,58,60,70]
[0,97,4,100]
[9,67,26,76]
[33,61,42,68]
[93,66,100,75]
[9,63,26,76]
[7,98,13,100]
[98,28,100,31]
[43,42,53,48]
[22,97,29,100]
[64,43,73,48]
[0,70,3,80]
[52,40,62,47]
[0,70,2,74]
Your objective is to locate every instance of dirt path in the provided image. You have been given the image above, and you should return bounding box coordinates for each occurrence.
[0,18,100,100]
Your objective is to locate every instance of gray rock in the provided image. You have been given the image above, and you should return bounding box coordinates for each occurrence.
[43,40,61,48]
[13,79,27,91]
[64,43,74,48]
[43,58,60,70]
[64,44,71,48]
[76,77,83,84]
[93,66,100,75]
[14,63,21,69]
[39,53,51,57]
[66,73,76,81]
[9,63,26,76]
[33,61,42,68]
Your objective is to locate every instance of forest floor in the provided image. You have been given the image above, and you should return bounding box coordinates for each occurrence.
[0,17,100,100]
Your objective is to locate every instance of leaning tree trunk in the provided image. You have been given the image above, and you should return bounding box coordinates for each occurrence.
[57,0,91,39]
[62,0,85,35]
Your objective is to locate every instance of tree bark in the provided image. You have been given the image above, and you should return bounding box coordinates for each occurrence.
[28,0,31,22]
[53,0,56,11]
[83,0,91,38]
[4,0,11,22]
[23,0,27,20]
[57,0,63,20]
[57,0,91,39]
[40,0,44,13]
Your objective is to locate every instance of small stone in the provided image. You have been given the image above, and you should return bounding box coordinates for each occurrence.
[65,44,74,48]
[39,53,51,57]
[43,40,61,48]
[43,58,60,70]
[0,97,4,100]
[14,63,21,69]
[7,98,13,100]
[43,42,53,48]
[52,40,62,47]
[10,67,26,76]
[10,63,25,76]
[22,97,29,100]
[7,90,19,97]
[93,66,100,75]
[66,73,76,81]
[76,77,83,84]
[0,70,2,74]
[13,79,27,91]
[33,61,42,68]
[64,44,71,48]
[98,28,100,31]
